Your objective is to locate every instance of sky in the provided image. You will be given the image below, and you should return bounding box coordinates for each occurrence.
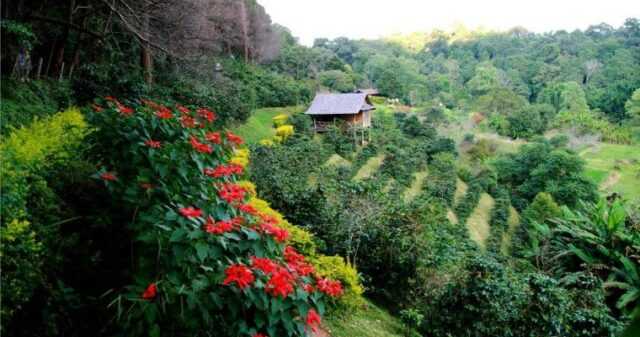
[258,0,639,46]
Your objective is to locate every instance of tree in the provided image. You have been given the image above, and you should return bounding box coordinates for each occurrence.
[318,70,356,92]
[493,139,598,209]
[625,88,640,120]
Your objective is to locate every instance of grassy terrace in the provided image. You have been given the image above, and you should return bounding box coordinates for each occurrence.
[581,143,640,201]
[232,106,304,144]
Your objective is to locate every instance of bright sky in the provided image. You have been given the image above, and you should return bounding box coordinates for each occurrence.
[258,0,638,46]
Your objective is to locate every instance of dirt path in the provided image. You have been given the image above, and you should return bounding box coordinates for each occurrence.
[599,171,621,191]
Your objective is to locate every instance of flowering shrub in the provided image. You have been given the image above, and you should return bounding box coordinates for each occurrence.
[86,98,345,336]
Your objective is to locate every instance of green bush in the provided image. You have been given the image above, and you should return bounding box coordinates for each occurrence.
[487,187,511,254]
[423,254,622,337]
[1,107,89,224]
[0,79,73,134]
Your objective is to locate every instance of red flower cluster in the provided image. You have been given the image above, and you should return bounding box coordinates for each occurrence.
[253,334,268,337]
[316,277,343,297]
[236,203,258,215]
[204,164,243,178]
[179,207,202,218]
[259,213,279,226]
[223,264,255,289]
[190,136,213,154]
[261,223,289,242]
[265,267,295,298]
[250,256,278,274]
[303,283,315,293]
[197,108,216,123]
[116,102,134,116]
[145,139,161,148]
[100,172,117,181]
[306,309,321,332]
[226,131,244,146]
[181,115,197,128]
[142,283,157,300]
[206,132,221,144]
[155,106,173,119]
[203,217,236,235]
[176,104,190,115]
[284,246,314,276]
[218,183,246,204]
[92,104,104,112]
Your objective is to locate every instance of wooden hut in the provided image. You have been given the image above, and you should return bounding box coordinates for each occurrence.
[305,93,375,132]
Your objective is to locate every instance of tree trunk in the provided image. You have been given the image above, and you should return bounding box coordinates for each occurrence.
[238,0,250,63]
[140,11,153,85]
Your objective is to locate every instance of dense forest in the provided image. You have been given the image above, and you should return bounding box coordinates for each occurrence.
[2,1,640,336]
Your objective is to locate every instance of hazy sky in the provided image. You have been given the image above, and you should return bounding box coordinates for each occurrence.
[258,0,638,45]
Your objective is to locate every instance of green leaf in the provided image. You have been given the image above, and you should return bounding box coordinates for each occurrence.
[195,242,208,262]
[170,229,186,242]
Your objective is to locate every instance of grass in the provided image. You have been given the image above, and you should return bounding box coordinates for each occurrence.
[403,170,428,203]
[580,143,640,201]
[353,154,385,181]
[231,106,304,144]
[500,206,521,255]
[325,154,352,169]
[465,193,495,250]
[453,178,468,206]
[324,300,404,337]
[447,208,459,224]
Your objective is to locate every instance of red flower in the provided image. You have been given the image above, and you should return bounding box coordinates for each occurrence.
[145,139,161,148]
[265,267,295,298]
[316,278,343,297]
[262,223,289,242]
[197,108,216,123]
[306,309,321,332]
[218,183,246,204]
[303,283,315,293]
[181,115,197,128]
[176,104,190,115]
[92,104,104,112]
[179,207,202,218]
[259,213,279,226]
[141,99,161,110]
[203,217,235,234]
[290,261,315,277]
[236,203,258,215]
[204,164,243,178]
[117,103,134,116]
[100,172,117,181]
[155,107,173,119]
[206,132,221,144]
[223,264,255,289]
[226,131,244,146]
[253,334,268,337]
[284,246,304,264]
[250,256,278,274]
[190,136,213,154]
[142,283,157,300]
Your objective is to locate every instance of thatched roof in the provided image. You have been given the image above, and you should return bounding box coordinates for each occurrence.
[305,93,375,115]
